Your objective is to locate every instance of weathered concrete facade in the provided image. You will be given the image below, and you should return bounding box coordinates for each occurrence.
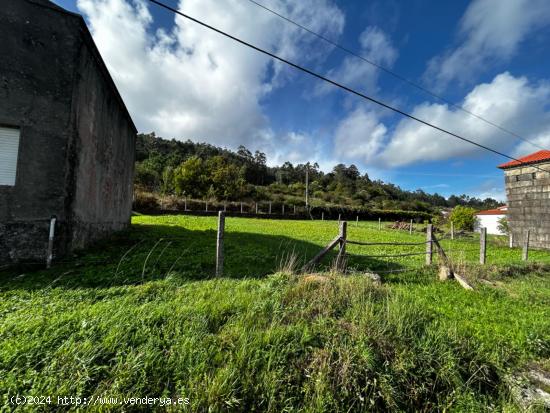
[0,0,136,264]
[500,158,550,249]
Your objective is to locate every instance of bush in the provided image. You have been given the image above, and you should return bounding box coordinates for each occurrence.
[497,216,509,235]
[449,206,477,231]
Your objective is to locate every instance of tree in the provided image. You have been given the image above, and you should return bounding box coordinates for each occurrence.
[174,156,206,197]
[449,206,477,231]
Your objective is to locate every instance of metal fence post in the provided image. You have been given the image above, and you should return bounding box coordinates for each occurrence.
[46,216,56,269]
[426,224,433,265]
[522,230,530,261]
[216,211,225,277]
[480,227,487,264]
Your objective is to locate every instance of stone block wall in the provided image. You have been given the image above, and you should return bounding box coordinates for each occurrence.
[504,163,550,249]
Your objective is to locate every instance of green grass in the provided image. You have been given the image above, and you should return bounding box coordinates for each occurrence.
[1,215,549,411]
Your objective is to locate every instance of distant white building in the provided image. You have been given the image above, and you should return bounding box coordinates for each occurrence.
[474,206,507,235]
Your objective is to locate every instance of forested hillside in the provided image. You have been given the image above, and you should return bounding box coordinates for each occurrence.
[134,133,501,213]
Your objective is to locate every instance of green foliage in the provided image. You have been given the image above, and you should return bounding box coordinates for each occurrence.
[497,216,510,235]
[1,215,549,411]
[135,133,503,212]
[449,205,477,231]
[174,156,206,197]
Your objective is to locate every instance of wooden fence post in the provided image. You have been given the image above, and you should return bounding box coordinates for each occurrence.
[522,230,530,261]
[336,220,347,270]
[509,232,513,248]
[216,211,225,277]
[378,218,381,230]
[409,219,413,235]
[46,216,56,269]
[426,224,433,265]
[451,221,454,240]
[480,227,487,264]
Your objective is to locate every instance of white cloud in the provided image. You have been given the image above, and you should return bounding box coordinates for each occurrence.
[314,26,397,95]
[425,0,550,90]
[76,0,344,151]
[377,72,550,167]
[333,107,387,163]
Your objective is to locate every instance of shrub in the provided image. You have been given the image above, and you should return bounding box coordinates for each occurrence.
[497,216,509,235]
[449,205,477,231]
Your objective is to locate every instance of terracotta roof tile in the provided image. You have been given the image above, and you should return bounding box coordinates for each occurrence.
[498,150,550,169]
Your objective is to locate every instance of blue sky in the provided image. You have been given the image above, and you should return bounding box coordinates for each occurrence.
[52,0,550,200]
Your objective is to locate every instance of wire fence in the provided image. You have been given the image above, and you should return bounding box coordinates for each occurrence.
[3,216,550,283]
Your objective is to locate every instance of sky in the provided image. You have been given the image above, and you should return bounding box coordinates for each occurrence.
[52,0,550,201]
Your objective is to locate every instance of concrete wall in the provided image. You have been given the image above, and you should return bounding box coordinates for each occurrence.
[474,214,506,235]
[504,164,550,249]
[0,0,81,262]
[0,0,135,263]
[69,37,135,249]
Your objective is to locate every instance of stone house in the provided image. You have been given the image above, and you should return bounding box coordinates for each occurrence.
[498,150,550,249]
[0,0,136,264]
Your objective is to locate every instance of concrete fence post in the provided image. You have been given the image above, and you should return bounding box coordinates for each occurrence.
[378,218,381,230]
[480,227,487,264]
[426,224,433,265]
[409,219,413,235]
[522,230,530,261]
[337,220,347,271]
[216,211,225,277]
[46,216,56,269]
[509,232,513,248]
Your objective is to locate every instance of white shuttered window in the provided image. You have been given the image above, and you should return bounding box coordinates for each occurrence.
[0,126,20,186]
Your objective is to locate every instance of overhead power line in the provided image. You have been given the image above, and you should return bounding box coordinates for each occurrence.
[245,0,545,151]
[147,0,549,173]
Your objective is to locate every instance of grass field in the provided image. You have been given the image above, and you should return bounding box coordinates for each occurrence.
[1,215,549,411]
